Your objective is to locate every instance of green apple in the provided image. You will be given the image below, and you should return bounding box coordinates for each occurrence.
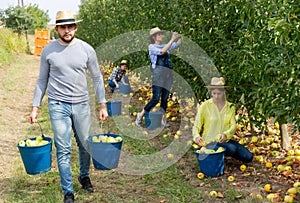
[284,195,294,203]
[286,187,297,195]
[36,135,43,143]
[293,182,300,189]
[176,130,182,136]
[277,164,285,172]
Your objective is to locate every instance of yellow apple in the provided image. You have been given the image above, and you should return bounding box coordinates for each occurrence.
[228,175,235,182]
[18,140,26,147]
[176,130,182,136]
[240,164,247,172]
[171,117,177,122]
[264,184,272,193]
[209,190,218,198]
[184,125,190,130]
[197,172,205,179]
[294,149,300,156]
[266,162,273,168]
[167,153,174,160]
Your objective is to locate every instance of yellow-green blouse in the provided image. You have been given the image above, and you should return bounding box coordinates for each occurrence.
[192,99,237,143]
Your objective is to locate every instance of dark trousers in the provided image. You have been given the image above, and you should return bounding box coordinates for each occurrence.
[144,66,173,113]
[216,140,253,163]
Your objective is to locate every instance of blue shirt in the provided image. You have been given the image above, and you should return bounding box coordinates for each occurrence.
[148,42,180,69]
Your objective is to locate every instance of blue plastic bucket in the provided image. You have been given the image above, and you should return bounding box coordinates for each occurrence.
[144,112,163,130]
[17,136,52,175]
[119,83,131,94]
[106,101,121,116]
[194,145,225,177]
[88,133,123,170]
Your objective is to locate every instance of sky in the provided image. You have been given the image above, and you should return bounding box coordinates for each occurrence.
[0,0,82,24]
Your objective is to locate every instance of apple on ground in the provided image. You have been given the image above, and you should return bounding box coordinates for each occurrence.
[264,184,272,193]
[197,172,205,179]
[286,187,297,195]
[284,195,294,203]
[209,190,218,198]
[240,164,247,172]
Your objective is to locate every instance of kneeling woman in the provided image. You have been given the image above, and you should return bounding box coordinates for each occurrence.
[192,77,253,163]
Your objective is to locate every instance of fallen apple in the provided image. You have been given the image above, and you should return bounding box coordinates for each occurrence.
[264,184,272,193]
[209,190,218,198]
[284,195,294,203]
[266,162,273,168]
[240,164,247,172]
[228,175,235,182]
[167,153,174,160]
[197,172,205,179]
[286,187,297,195]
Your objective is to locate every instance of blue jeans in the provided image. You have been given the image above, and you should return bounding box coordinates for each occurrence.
[144,85,169,113]
[108,76,130,93]
[48,99,91,195]
[215,140,253,163]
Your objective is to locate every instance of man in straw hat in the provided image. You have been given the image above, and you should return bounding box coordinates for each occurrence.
[192,77,253,163]
[29,10,108,203]
[135,27,182,128]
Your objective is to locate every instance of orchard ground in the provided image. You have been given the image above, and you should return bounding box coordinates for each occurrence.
[0,51,299,202]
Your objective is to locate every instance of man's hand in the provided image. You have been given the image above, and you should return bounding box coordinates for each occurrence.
[29,107,39,124]
[99,103,108,121]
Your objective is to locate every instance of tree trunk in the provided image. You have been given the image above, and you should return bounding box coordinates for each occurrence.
[281,123,291,150]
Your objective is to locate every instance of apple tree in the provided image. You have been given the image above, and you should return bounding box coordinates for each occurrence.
[76,0,299,148]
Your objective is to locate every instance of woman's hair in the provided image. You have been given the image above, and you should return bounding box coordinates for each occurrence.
[149,34,156,44]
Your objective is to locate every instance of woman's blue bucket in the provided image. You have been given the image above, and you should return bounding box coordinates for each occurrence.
[17,136,52,175]
[107,100,121,116]
[144,112,163,130]
[88,133,123,170]
[119,83,131,94]
[194,144,225,177]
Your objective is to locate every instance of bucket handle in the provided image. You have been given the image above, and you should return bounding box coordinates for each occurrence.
[37,122,45,138]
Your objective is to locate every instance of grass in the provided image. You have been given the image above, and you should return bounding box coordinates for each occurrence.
[6,100,259,203]
[0,28,28,68]
[4,60,297,203]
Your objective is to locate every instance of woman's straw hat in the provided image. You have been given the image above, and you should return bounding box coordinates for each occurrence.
[149,27,164,37]
[206,77,230,88]
[55,10,82,26]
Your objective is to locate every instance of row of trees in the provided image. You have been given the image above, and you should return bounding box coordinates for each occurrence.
[0,4,49,35]
[76,0,299,145]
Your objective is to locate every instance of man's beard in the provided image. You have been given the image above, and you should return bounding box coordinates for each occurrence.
[59,34,75,43]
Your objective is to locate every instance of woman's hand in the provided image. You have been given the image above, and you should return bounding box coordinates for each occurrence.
[195,136,205,146]
[218,134,227,143]
[171,32,180,41]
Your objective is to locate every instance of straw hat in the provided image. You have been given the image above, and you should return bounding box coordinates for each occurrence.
[206,77,230,88]
[55,10,82,26]
[120,60,128,66]
[149,27,164,37]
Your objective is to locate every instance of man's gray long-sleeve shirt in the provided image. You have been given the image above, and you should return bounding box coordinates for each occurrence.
[32,38,106,106]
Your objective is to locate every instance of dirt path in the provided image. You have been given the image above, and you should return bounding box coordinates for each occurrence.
[0,54,40,196]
